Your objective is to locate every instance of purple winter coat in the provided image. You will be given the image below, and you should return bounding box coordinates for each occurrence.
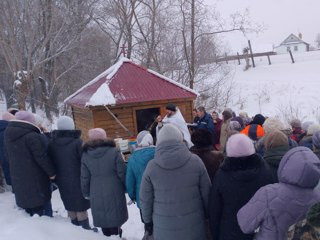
[237,147,320,240]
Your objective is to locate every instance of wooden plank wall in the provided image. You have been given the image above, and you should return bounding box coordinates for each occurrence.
[183,100,194,123]
[93,106,135,139]
[72,106,95,142]
[72,99,195,140]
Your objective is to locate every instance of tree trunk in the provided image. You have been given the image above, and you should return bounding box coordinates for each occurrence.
[16,79,29,110]
[190,0,195,89]
[42,0,53,121]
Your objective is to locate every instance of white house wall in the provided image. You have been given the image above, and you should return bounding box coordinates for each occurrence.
[275,43,308,54]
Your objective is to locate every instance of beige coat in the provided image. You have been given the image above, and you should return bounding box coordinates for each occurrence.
[220,119,231,153]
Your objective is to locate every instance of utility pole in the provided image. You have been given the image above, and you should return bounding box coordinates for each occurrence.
[248,40,256,68]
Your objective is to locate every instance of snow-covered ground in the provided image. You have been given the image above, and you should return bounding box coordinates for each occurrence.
[1,51,320,240]
[228,50,320,123]
[0,191,144,240]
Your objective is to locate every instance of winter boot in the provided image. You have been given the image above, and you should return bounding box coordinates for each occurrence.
[71,218,79,226]
[78,218,98,232]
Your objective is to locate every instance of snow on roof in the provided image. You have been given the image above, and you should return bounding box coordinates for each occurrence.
[279,34,309,47]
[64,57,130,104]
[85,83,116,107]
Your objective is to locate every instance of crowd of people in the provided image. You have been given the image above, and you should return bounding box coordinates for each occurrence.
[0,104,320,240]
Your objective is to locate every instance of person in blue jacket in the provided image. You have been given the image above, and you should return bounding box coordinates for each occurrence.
[126,130,155,240]
[196,106,215,144]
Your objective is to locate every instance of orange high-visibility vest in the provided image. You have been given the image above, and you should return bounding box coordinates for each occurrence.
[240,124,264,141]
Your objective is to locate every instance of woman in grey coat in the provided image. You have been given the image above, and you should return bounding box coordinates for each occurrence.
[81,128,128,238]
[140,124,212,240]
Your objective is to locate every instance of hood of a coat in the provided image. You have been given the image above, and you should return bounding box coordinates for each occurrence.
[221,154,264,182]
[51,130,81,145]
[83,139,115,152]
[83,139,117,159]
[264,146,291,168]
[190,146,214,155]
[5,120,41,142]
[278,146,320,188]
[154,140,192,170]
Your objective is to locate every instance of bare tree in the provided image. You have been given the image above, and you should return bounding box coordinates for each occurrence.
[56,26,113,101]
[0,0,97,119]
[94,0,138,62]
[254,87,270,113]
[133,0,165,71]
[277,100,304,125]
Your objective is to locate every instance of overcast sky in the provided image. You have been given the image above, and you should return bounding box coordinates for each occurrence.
[205,0,320,53]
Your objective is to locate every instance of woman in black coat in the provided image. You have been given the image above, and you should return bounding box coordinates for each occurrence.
[209,133,273,240]
[49,116,91,229]
[4,111,55,216]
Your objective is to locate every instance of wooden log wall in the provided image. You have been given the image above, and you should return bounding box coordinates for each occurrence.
[72,106,95,142]
[87,99,195,140]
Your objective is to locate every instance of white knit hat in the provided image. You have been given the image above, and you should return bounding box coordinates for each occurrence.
[226,134,255,157]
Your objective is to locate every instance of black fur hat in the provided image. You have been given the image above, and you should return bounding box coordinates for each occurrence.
[191,129,213,147]
[166,103,176,112]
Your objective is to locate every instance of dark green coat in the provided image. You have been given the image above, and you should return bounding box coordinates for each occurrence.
[264,146,291,182]
[81,139,128,228]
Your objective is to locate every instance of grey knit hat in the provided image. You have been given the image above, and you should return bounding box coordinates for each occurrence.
[157,124,183,145]
[57,116,75,130]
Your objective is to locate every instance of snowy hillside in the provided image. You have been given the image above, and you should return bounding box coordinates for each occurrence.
[0,191,144,240]
[227,50,320,124]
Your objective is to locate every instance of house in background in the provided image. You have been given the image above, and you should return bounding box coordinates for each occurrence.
[275,33,310,54]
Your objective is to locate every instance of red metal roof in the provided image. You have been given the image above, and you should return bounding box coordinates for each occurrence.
[65,59,197,107]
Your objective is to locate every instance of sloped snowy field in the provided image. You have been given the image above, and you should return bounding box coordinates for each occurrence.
[0,191,144,240]
[228,51,320,123]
